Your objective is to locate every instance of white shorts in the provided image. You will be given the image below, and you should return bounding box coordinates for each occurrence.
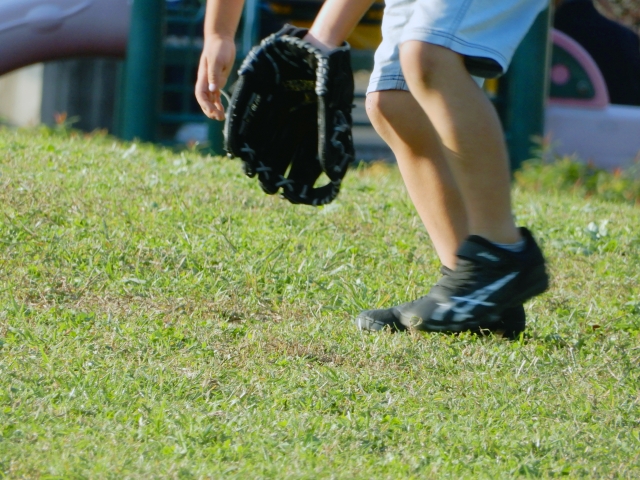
[367,0,549,94]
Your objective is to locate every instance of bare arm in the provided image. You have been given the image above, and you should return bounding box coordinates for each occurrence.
[204,0,245,40]
[196,0,375,119]
[195,0,245,120]
[306,0,376,50]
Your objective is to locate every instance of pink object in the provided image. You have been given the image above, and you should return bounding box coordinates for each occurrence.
[546,104,640,170]
[550,64,570,85]
[0,0,130,77]
[546,31,640,170]
[548,29,610,109]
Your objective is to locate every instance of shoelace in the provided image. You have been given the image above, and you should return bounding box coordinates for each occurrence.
[438,259,479,293]
[398,263,478,310]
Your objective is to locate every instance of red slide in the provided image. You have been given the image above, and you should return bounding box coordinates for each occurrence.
[0,0,130,76]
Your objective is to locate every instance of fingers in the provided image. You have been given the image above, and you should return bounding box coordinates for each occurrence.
[207,60,228,120]
[195,37,236,120]
[195,56,225,121]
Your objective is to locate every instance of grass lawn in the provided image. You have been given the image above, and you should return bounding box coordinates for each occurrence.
[1,127,639,479]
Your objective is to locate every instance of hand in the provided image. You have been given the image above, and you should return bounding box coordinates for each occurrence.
[195,35,236,121]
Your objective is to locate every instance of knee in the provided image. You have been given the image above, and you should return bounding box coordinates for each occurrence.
[399,41,462,87]
[366,91,402,132]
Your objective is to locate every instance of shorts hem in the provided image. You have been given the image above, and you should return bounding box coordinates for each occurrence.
[399,28,509,72]
[366,76,409,94]
[366,73,484,95]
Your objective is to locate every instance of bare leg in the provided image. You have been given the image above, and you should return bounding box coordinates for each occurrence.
[366,90,467,269]
[399,41,521,244]
[361,91,531,338]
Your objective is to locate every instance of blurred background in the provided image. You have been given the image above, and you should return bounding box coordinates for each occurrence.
[0,0,638,167]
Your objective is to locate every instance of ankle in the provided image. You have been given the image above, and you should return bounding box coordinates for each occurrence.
[470,225,521,245]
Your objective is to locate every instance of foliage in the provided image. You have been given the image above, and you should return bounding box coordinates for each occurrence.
[515,153,640,206]
[598,0,640,31]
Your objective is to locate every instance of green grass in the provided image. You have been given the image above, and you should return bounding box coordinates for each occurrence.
[1,126,639,479]
[515,154,640,206]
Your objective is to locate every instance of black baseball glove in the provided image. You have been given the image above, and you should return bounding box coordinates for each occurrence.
[224,25,355,206]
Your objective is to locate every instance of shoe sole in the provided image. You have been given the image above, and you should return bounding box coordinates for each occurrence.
[477,305,526,340]
[407,264,548,333]
[357,304,527,338]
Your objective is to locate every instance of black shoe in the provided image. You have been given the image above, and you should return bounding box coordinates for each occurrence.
[477,303,527,340]
[355,268,527,338]
[355,227,548,334]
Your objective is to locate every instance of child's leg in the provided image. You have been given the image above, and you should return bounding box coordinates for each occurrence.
[360,89,527,338]
[356,0,549,333]
[366,90,467,269]
[399,41,520,245]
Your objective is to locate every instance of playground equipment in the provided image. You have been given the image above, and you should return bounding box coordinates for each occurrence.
[545,29,640,170]
[1,1,637,170]
[120,0,165,141]
[0,0,130,74]
[495,8,550,171]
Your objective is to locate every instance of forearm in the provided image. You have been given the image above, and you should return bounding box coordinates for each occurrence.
[204,0,245,40]
[308,0,376,48]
